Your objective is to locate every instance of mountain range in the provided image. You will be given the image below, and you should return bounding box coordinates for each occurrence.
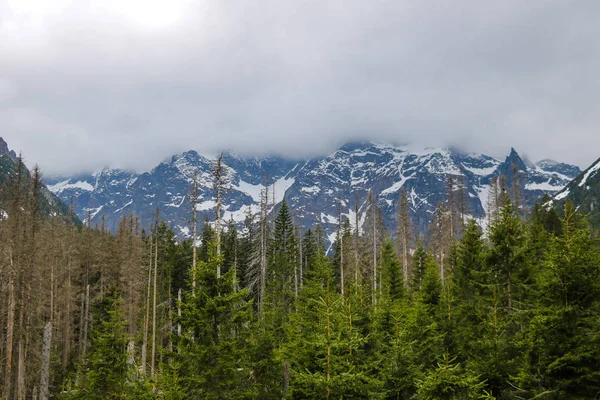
[44,141,581,245]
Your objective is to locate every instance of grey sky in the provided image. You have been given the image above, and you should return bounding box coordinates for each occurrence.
[1,0,599,175]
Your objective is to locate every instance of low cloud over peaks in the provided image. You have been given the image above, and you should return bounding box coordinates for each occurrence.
[2,0,600,174]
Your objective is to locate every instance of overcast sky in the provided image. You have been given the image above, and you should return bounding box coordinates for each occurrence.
[1,0,599,175]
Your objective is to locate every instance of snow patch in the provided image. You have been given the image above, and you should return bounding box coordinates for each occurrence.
[165,196,186,208]
[272,176,295,203]
[525,180,564,191]
[48,180,94,194]
[301,186,321,195]
[114,200,133,214]
[222,205,259,224]
[84,206,104,222]
[554,189,570,201]
[196,200,216,211]
[321,213,339,225]
[382,180,408,195]
[579,161,600,188]
[326,231,338,254]
[462,165,498,176]
[235,180,263,202]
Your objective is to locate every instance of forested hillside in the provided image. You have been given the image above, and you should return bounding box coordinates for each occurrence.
[1,158,600,400]
[0,138,78,224]
[552,156,600,230]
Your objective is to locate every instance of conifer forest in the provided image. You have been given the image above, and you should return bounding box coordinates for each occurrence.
[1,157,600,400]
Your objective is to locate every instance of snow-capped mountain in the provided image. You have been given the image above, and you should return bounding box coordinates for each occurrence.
[551,156,600,227]
[47,151,296,234]
[46,142,580,243]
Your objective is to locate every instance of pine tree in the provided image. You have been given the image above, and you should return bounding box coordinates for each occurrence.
[222,218,239,288]
[287,247,382,398]
[516,202,600,398]
[332,218,353,296]
[411,242,430,294]
[60,286,148,399]
[488,193,526,310]
[415,354,490,400]
[175,238,254,398]
[266,200,298,342]
[381,239,404,302]
[450,219,490,361]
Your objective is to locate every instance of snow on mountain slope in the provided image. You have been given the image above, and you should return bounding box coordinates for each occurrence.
[578,160,600,188]
[551,157,600,228]
[47,142,580,244]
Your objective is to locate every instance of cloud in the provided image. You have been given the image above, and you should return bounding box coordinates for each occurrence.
[1,0,600,175]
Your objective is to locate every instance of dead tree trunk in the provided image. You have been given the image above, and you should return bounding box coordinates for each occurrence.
[39,322,52,400]
[151,209,159,377]
[141,239,152,375]
[4,254,15,400]
[192,169,198,294]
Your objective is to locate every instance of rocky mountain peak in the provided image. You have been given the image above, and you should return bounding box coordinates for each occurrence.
[0,137,18,162]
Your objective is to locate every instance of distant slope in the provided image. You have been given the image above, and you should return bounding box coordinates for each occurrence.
[47,141,580,244]
[0,137,79,223]
[552,157,600,228]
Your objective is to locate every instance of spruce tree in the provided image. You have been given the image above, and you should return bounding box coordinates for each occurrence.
[381,239,404,302]
[488,194,526,310]
[517,203,600,398]
[287,248,382,398]
[415,354,489,400]
[266,199,298,344]
[450,219,490,361]
[175,238,254,399]
[60,286,148,399]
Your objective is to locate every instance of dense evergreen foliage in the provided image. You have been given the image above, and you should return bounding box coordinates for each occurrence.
[1,159,600,399]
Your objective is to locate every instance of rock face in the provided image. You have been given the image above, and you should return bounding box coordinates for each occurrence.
[551,157,600,228]
[46,141,580,243]
[0,137,77,222]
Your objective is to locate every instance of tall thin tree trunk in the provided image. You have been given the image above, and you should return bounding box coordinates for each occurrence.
[82,284,90,356]
[142,240,152,374]
[282,360,291,399]
[326,291,332,400]
[78,293,84,358]
[294,258,298,298]
[339,202,344,297]
[214,155,224,278]
[17,341,25,399]
[40,252,55,400]
[39,322,52,400]
[399,190,410,288]
[372,194,377,306]
[4,254,15,400]
[298,223,303,289]
[440,251,445,286]
[127,341,135,366]
[233,238,238,293]
[259,179,268,317]
[151,211,159,377]
[354,193,359,292]
[507,272,512,310]
[177,289,182,337]
[192,169,198,294]
[63,253,72,368]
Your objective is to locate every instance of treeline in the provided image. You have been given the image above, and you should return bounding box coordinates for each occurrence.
[1,158,600,399]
